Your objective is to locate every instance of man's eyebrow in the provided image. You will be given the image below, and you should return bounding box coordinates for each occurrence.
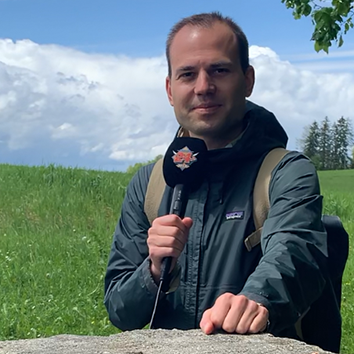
[175,62,233,75]
[176,66,195,74]
[210,61,233,68]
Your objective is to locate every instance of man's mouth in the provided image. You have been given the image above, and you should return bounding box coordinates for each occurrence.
[192,104,221,112]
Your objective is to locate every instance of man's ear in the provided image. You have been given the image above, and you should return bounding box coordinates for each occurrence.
[166,76,174,106]
[245,65,255,98]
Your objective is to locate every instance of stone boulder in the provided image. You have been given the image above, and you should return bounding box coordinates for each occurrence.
[0,329,333,354]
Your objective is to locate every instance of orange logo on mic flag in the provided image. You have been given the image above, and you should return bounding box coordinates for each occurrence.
[172,146,199,171]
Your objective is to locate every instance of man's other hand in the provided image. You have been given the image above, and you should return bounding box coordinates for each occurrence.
[200,293,269,335]
[147,214,193,284]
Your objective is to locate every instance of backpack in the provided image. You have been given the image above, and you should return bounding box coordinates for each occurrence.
[144,148,349,353]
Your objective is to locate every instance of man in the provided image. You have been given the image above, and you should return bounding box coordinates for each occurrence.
[104,12,327,339]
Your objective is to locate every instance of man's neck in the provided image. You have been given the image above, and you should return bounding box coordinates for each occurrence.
[190,126,245,150]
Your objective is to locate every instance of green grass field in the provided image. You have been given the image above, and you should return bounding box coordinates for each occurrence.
[0,164,353,353]
[318,170,354,354]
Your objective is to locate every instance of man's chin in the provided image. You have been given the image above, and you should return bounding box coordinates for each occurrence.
[186,127,223,140]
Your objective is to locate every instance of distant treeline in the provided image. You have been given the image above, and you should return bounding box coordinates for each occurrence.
[300,116,354,170]
[125,117,354,174]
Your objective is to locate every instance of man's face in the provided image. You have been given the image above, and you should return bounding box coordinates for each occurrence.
[166,22,255,149]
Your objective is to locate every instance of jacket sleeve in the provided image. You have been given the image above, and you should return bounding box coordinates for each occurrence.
[104,164,160,330]
[239,152,328,335]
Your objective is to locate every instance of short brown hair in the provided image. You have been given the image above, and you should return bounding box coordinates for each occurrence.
[166,12,249,77]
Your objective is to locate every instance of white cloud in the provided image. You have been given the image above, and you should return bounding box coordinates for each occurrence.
[0,39,353,170]
[0,39,176,170]
[249,46,354,149]
[292,60,354,73]
[286,49,354,61]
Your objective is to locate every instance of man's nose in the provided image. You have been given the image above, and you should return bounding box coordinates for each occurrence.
[194,72,215,95]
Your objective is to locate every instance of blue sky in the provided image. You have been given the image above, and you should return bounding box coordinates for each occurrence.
[0,0,353,170]
[1,0,347,57]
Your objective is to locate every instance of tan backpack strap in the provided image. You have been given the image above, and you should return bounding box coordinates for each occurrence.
[244,229,263,252]
[244,148,290,251]
[144,159,165,225]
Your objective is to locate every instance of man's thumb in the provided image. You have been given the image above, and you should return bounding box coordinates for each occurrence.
[200,309,214,335]
[182,217,193,229]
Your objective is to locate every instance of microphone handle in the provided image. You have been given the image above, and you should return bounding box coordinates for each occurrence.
[160,184,185,285]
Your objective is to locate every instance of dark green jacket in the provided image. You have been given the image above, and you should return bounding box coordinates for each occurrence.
[104,101,328,339]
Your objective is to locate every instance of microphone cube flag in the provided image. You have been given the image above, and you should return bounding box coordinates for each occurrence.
[163,137,208,190]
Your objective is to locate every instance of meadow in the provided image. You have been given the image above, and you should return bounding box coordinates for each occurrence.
[0,164,353,353]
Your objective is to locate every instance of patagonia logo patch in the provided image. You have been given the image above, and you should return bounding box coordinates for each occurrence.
[225,211,244,221]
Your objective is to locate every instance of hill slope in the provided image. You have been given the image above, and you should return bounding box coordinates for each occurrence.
[0,164,353,352]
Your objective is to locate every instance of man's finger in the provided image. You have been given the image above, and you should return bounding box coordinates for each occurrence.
[248,308,269,334]
[234,304,259,334]
[150,230,186,250]
[209,295,233,329]
[220,296,247,333]
[153,215,190,232]
[200,308,215,334]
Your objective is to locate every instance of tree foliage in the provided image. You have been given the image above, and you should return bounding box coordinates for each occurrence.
[301,116,353,169]
[282,0,354,52]
[318,116,332,169]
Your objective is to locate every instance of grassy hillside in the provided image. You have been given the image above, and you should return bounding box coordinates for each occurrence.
[0,164,353,353]
[318,169,354,354]
[0,164,130,339]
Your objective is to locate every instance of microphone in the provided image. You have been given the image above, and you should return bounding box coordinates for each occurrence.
[160,137,208,289]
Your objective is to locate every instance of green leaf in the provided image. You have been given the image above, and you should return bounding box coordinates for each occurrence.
[294,10,302,19]
[345,22,350,32]
[314,41,322,52]
[313,10,323,22]
[304,3,312,16]
[337,2,351,16]
[283,0,354,53]
[333,22,342,32]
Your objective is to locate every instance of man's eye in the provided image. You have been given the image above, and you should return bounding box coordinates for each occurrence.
[180,72,194,78]
[214,68,229,74]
